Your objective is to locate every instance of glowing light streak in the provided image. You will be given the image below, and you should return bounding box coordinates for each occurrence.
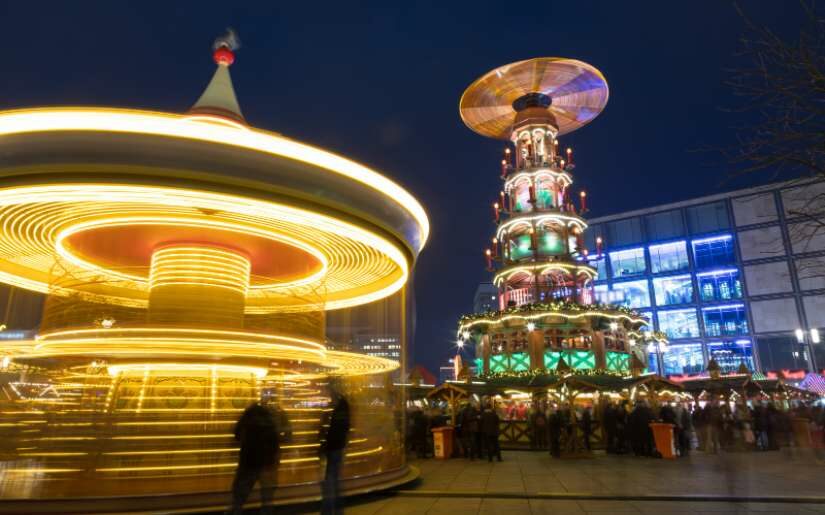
[496,213,587,240]
[0,108,428,245]
[493,262,597,286]
[504,169,572,192]
[458,309,648,333]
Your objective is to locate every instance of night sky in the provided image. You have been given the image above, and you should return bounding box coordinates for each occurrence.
[0,2,805,374]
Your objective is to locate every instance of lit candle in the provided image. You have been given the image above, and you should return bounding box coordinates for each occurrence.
[596,236,603,257]
[493,202,500,222]
[485,249,492,269]
[580,190,587,212]
[560,159,566,170]
[491,237,498,257]
[566,147,573,166]
[500,159,507,177]
[499,190,505,209]
[505,147,511,165]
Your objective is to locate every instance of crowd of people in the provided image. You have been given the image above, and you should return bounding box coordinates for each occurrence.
[408,397,825,461]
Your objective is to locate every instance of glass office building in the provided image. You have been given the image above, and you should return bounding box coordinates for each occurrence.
[587,180,825,376]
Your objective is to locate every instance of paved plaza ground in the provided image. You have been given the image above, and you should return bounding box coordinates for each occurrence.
[260,448,825,514]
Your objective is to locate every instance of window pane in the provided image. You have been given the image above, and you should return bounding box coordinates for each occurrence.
[707,339,755,374]
[702,304,749,337]
[687,201,730,234]
[692,235,736,269]
[649,241,689,273]
[611,280,651,309]
[588,256,607,279]
[510,234,532,260]
[640,311,654,332]
[653,274,694,306]
[657,308,700,339]
[610,248,646,278]
[757,334,811,370]
[662,343,704,375]
[645,210,685,240]
[607,218,643,247]
[594,284,609,304]
[696,268,743,301]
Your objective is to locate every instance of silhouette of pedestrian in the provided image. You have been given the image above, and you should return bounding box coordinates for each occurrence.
[320,380,350,514]
[229,402,280,515]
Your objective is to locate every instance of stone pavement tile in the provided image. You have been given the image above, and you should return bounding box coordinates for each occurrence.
[426,497,482,515]
[632,501,741,512]
[374,496,438,515]
[528,499,584,514]
[478,498,531,514]
[739,503,825,513]
[576,500,640,512]
[345,496,393,515]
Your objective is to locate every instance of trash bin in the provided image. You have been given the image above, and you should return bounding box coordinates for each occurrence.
[650,422,676,459]
[431,426,454,459]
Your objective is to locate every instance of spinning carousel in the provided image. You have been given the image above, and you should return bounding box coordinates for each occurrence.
[0,33,427,512]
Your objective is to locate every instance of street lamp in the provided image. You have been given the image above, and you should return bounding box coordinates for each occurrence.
[795,327,820,372]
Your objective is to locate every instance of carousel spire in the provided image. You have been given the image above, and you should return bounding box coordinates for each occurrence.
[189,28,245,125]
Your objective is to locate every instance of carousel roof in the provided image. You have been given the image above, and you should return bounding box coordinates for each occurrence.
[459,57,609,140]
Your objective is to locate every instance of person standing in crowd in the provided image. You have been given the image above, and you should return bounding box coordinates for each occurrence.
[481,400,502,462]
[616,400,630,454]
[581,406,592,452]
[707,399,723,454]
[603,402,617,454]
[548,404,562,458]
[461,402,481,460]
[678,403,693,457]
[532,404,547,450]
[320,381,351,515]
[230,402,280,515]
[628,400,654,456]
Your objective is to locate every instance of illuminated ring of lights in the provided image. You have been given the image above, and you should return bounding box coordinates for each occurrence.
[504,169,572,193]
[496,213,587,240]
[0,108,428,249]
[16,328,400,376]
[55,217,328,290]
[457,309,648,335]
[0,184,408,312]
[493,262,597,286]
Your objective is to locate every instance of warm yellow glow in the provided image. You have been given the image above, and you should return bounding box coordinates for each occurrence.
[504,169,572,192]
[107,363,268,379]
[493,262,597,285]
[148,246,251,295]
[0,108,428,246]
[458,309,648,334]
[496,213,587,239]
[0,184,409,312]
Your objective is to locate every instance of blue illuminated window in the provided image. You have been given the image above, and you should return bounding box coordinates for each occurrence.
[702,304,748,337]
[662,342,705,375]
[611,280,651,309]
[692,235,735,269]
[649,241,689,274]
[696,269,742,301]
[653,274,694,306]
[640,311,654,332]
[588,256,607,279]
[707,339,755,374]
[610,248,646,278]
[658,308,700,339]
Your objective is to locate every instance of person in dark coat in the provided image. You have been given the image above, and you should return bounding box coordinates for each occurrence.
[461,403,481,459]
[581,407,593,451]
[547,406,562,458]
[603,403,617,454]
[320,383,351,515]
[480,402,502,462]
[230,402,280,515]
[532,408,547,450]
[628,401,654,456]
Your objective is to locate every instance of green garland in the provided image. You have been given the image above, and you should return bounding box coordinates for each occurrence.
[458,300,643,325]
[480,367,625,380]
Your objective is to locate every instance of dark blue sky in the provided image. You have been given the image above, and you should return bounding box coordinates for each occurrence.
[0,1,802,373]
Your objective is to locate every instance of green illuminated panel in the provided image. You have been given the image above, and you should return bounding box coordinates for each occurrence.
[566,350,596,370]
[510,352,530,372]
[541,231,564,255]
[474,357,483,372]
[511,234,533,260]
[489,354,508,374]
[544,350,562,370]
[537,189,553,209]
[606,351,630,373]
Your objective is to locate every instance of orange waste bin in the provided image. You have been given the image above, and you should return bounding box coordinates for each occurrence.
[650,422,676,459]
[431,426,455,459]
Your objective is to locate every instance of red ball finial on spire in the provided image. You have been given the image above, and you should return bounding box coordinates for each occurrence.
[213,46,235,66]
[212,27,240,66]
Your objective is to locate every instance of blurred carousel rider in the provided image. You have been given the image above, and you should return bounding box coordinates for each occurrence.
[230,402,280,515]
[320,380,351,515]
